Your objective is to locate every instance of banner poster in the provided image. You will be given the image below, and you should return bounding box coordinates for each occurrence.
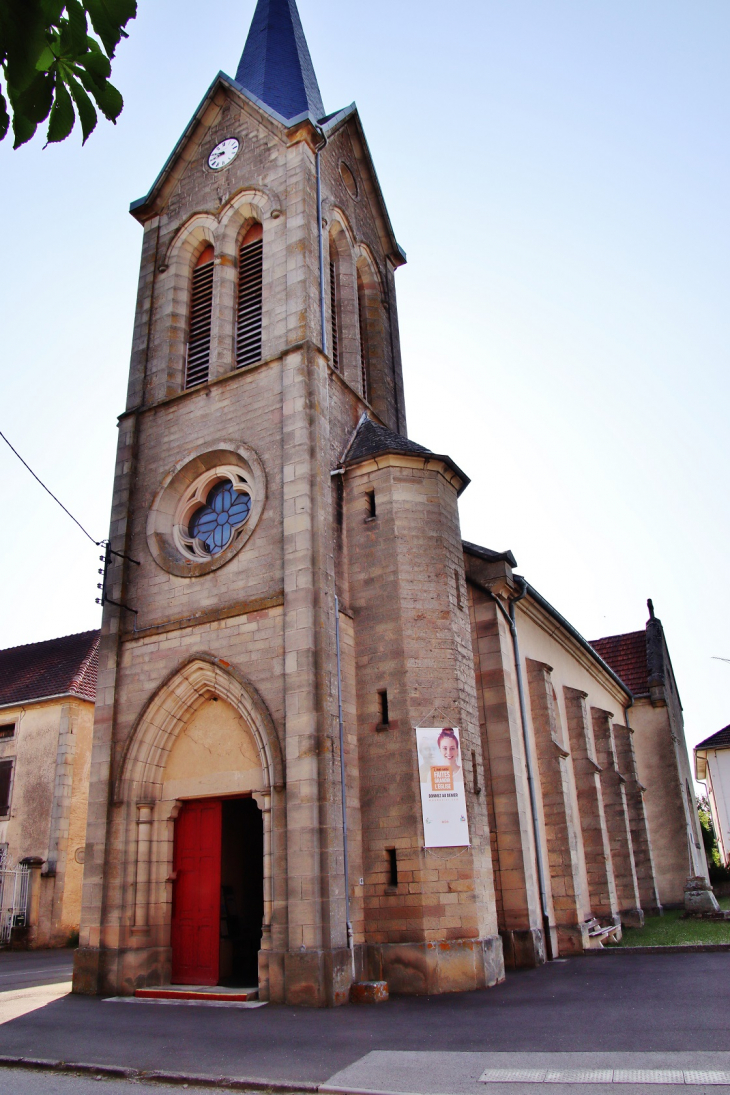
[416,727,471,848]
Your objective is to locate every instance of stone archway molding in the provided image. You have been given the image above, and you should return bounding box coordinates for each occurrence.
[114,653,284,804]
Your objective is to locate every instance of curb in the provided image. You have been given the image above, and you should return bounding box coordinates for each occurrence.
[581,944,730,955]
[0,1056,319,1091]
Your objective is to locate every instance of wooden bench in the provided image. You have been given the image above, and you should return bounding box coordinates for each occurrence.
[585,917,620,946]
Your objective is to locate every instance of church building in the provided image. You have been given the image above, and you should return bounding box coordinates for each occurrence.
[72,0,706,1005]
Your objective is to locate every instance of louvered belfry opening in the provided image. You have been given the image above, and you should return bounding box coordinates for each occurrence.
[357,273,369,402]
[329,258,339,370]
[236,223,263,368]
[185,245,215,389]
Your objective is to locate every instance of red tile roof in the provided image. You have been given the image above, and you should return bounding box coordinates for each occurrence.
[0,630,100,708]
[590,631,648,696]
[696,725,730,751]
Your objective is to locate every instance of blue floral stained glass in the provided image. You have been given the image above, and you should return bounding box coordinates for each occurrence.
[189,480,251,555]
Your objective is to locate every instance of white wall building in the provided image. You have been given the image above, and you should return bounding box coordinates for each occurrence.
[695,726,730,868]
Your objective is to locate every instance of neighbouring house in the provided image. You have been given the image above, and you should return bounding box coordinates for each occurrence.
[68,0,707,1004]
[591,603,707,907]
[695,725,730,869]
[0,630,99,946]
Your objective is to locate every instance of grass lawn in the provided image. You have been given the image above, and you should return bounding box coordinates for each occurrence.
[609,896,730,947]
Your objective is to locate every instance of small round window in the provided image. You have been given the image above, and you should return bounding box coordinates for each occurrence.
[187,480,252,557]
[340,161,359,200]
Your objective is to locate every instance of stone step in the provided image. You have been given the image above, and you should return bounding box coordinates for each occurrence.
[135,985,258,1002]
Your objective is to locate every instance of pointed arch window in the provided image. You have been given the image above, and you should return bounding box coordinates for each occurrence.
[329,257,340,370]
[357,271,370,403]
[236,223,263,368]
[185,245,214,389]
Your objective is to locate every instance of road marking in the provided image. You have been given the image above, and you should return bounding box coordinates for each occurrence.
[479,1070,730,1085]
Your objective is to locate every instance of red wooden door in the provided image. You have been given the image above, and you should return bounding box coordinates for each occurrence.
[171,799,222,985]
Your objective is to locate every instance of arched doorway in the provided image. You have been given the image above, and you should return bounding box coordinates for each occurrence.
[115,656,282,994]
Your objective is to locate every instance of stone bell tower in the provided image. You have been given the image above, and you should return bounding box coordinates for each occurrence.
[74,0,502,1005]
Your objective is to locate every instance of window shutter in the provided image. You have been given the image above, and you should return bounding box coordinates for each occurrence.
[236,224,263,368]
[185,245,215,389]
[330,259,339,370]
[0,760,13,817]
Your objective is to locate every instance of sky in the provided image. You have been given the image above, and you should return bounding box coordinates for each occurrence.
[0,0,728,767]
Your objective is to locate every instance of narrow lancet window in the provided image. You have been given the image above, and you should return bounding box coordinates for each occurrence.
[357,273,370,402]
[329,259,339,369]
[185,245,214,389]
[236,223,263,368]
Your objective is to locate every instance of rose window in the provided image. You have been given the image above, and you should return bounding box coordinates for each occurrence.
[172,465,256,562]
[188,480,252,556]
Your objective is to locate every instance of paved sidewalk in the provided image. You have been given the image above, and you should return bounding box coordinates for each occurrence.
[322,1052,730,1095]
[0,953,726,1091]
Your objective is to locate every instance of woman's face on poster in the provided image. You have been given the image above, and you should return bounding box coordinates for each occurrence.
[439,735,459,764]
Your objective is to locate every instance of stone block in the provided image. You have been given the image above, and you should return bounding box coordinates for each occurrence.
[350,980,389,1003]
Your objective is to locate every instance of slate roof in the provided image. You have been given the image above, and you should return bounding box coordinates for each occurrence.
[0,630,100,708]
[235,0,324,122]
[696,725,730,751]
[463,541,518,569]
[342,417,470,493]
[590,631,648,696]
[344,418,430,464]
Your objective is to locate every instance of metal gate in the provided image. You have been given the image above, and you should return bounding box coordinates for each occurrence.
[0,863,30,945]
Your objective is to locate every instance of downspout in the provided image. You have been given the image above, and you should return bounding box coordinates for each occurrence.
[490,578,553,961]
[315,131,328,356]
[335,594,355,979]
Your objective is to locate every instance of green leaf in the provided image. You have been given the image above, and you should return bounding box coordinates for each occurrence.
[46,75,75,142]
[67,72,96,142]
[12,108,38,149]
[65,0,89,54]
[79,69,122,121]
[1,0,49,93]
[79,44,111,80]
[35,46,57,72]
[13,70,54,123]
[40,0,67,25]
[0,90,10,142]
[84,0,136,58]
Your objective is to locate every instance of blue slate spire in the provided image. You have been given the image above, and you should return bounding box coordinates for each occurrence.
[235,0,324,122]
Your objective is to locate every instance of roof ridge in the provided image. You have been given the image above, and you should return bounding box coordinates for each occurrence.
[590,629,646,644]
[68,633,101,699]
[0,628,101,657]
[696,725,730,750]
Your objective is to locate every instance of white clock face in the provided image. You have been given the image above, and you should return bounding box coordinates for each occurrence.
[208,138,240,171]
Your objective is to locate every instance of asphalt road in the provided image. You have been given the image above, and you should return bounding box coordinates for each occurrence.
[0,952,727,1087]
[0,949,74,992]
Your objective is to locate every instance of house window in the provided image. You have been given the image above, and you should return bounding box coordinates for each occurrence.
[236,223,263,368]
[185,244,215,389]
[0,759,14,818]
[0,724,15,741]
[377,690,389,729]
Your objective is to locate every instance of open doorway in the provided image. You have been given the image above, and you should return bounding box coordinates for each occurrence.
[220,797,263,986]
[170,795,263,987]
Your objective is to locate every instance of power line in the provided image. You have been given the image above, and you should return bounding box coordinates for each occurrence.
[0,429,101,546]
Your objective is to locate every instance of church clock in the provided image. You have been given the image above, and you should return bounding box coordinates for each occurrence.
[208,138,240,170]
